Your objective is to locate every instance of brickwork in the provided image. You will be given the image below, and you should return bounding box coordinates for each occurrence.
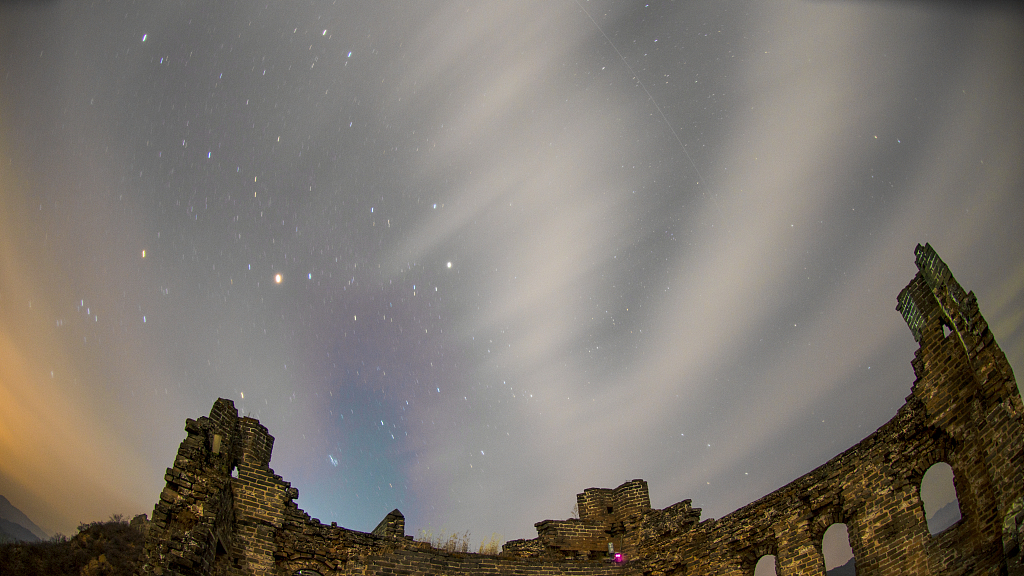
[370,509,405,539]
[362,548,622,576]
[137,399,241,575]
[136,245,1022,576]
[535,519,615,559]
[528,480,652,560]
[627,244,1022,576]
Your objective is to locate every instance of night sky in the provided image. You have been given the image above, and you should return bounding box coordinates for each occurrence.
[1,0,1021,564]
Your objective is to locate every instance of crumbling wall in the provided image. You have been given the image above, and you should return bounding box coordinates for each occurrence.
[633,398,959,575]
[137,244,1022,576]
[534,519,611,559]
[136,399,624,576]
[528,480,652,560]
[230,417,295,575]
[359,548,621,576]
[137,398,242,575]
[628,243,1023,575]
[273,505,621,576]
[577,480,650,522]
[506,244,1023,575]
[370,509,405,539]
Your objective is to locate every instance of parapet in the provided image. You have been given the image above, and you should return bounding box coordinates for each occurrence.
[577,479,650,522]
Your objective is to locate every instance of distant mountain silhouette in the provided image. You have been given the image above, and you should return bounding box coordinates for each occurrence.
[928,501,961,534]
[827,557,855,575]
[0,495,47,542]
[0,518,40,543]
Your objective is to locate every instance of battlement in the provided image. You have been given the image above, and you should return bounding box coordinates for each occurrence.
[577,479,651,523]
[238,416,274,468]
[136,245,1023,576]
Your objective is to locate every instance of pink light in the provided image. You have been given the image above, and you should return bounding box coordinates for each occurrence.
[614,553,624,563]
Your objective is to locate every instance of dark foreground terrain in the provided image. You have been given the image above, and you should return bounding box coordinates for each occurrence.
[0,515,145,576]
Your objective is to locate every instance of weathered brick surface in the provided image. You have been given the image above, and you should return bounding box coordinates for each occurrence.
[371,509,406,539]
[136,244,1022,576]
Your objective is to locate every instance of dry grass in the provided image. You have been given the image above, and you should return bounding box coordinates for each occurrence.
[417,529,504,555]
[417,529,470,553]
[478,533,502,555]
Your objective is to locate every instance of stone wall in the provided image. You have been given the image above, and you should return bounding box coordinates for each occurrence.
[527,480,653,560]
[628,244,1022,576]
[135,394,624,576]
[136,244,1022,576]
[633,398,958,575]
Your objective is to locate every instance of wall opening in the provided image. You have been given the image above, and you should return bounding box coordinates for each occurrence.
[753,555,778,576]
[212,538,231,574]
[921,462,961,534]
[821,523,855,574]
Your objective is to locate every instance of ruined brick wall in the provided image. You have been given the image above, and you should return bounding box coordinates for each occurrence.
[530,480,652,560]
[897,243,1023,576]
[370,509,405,539]
[628,243,1022,576]
[136,399,625,576]
[575,481,651,526]
[273,505,622,576]
[500,244,1022,576]
[137,244,1021,576]
[137,399,242,575]
[231,417,294,575]
[360,548,622,576]
[633,399,955,575]
[535,518,615,559]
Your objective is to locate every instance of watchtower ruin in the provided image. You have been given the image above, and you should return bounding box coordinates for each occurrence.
[136,244,1023,575]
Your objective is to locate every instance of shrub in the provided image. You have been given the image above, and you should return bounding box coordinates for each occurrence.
[0,516,144,576]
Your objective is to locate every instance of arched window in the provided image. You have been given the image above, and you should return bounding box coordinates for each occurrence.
[754,555,778,576]
[920,462,961,534]
[821,523,855,574]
